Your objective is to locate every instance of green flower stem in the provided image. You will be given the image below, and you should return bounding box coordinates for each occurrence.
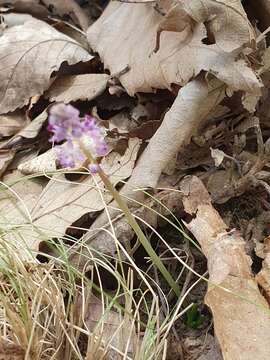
[98,170,180,297]
[81,144,180,297]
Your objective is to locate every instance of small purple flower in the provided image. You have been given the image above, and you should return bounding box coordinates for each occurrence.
[88,164,101,174]
[56,142,86,168]
[83,115,97,131]
[48,103,81,143]
[48,104,108,168]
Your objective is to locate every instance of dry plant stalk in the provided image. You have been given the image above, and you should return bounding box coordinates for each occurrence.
[180,176,270,360]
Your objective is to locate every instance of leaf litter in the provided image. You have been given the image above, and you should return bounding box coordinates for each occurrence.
[1,0,270,359]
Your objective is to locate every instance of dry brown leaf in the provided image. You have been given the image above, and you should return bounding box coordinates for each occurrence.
[1,12,34,27]
[0,19,92,114]
[129,120,161,140]
[0,150,15,177]
[210,147,226,167]
[32,139,140,237]
[19,111,48,139]
[181,176,270,360]
[87,2,260,95]
[0,339,24,360]
[2,110,48,150]
[181,0,254,52]
[0,0,90,30]
[0,170,46,254]
[45,74,109,103]
[123,78,225,192]
[78,294,135,357]
[241,90,262,112]
[18,148,58,174]
[0,112,27,138]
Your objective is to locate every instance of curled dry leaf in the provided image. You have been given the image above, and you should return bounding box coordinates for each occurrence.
[123,78,225,192]
[45,74,109,103]
[0,112,27,138]
[210,147,226,167]
[0,0,90,30]
[2,110,48,150]
[181,176,270,360]
[4,138,140,258]
[181,0,254,52]
[0,18,92,114]
[87,2,261,95]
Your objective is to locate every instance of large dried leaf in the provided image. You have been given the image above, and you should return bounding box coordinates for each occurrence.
[181,0,253,52]
[181,176,270,360]
[2,139,140,257]
[0,19,92,114]
[87,2,260,95]
[0,171,46,254]
[0,0,90,30]
[122,78,226,192]
[45,74,109,103]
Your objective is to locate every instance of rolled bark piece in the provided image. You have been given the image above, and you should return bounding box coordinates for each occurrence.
[93,78,224,224]
[181,176,270,360]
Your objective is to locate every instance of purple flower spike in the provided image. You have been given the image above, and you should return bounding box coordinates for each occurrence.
[88,164,101,174]
[83,115,97,131]
[48,103,82,143]
[48,103,108,169]
[55,142,86,169]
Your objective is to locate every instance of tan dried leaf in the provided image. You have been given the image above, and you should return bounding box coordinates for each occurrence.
[181,0,254,52]
[0,112,27,138]
[46,74,109,103]
[210,147,226,167]
[0,0,90,30]
[1,12,34,27]
[0,150,15,177]
[87,2,260,95]
[0,170,46,253]
[124,78,226,191]
[181,176,270,360]
[80,295,135,357]
[18,148,57,174]
[3,110,48,150]
[0,339,24,360]
[2,139,140,257]
[19,110,48,139]
[0,19,92,114]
